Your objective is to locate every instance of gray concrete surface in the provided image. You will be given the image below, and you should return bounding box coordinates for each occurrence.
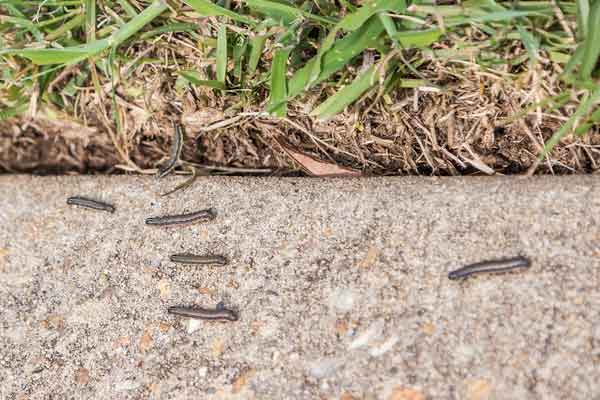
[1,175,599,400]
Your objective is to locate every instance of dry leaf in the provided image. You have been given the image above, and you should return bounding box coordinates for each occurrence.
[277,139,361,177]
[340,393,356,400]
[388,387,425,400]
[159,322,171,333]
[139,330,153,353]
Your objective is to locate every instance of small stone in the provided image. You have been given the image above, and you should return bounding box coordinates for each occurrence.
[359,245,379,268]
[150,258,161,268]
[198,366,208,378]
[309,358,337,379]
[232,369,255,394]
[200,228,209,240]
[335,319,349,336]
[47,315,65,331]
[330,288,355,312]
[465,379,492,400]
[116,380,140,391]
[196,287,213,295]
[158,279,170,299]
[227,279,240,289]
[422,322,435,335]
[187,319,202,334]
[147,383,159,394]
[212,337,225,357]
[74,367,89,385]
[349,319,384,349]
[159,322,170,332]
[139,330,153,353]
[387,387,424,400]
[369,335,399,357]
[113,336,131,348]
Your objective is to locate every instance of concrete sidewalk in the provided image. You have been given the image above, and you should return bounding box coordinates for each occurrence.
[1,176,599,399]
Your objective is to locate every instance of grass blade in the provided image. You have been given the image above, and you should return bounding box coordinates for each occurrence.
[395,28,443,48]
[107,1,168,46]
[576,0,590,39]
[233,35,247,80]
[245,0,335,25]
[178,71,226,89]
[45,13,85,41]
[307,0,406,85]
[140,22,198,39]
[2,3,44,41]
[116,0,138,18]
[540,88,600,159]
[216,24,227,84]
[183,0,254,25]
[310,65,377,119]
[2,0,168,65]
[84,0,96,42]
[580,0,600,78]
[247,34,266,76]
[288,16,384,98]
[378,13,398,41]
[516,24,539,66]
[267,48,290,117]
[574,107,600,136]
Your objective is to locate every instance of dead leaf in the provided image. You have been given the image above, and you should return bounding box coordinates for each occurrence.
[139,330,153,353]
[340,393,356,400]
[277,139,361,177]
[388,387,425,400]
[232,369,256,394]
[359,246,379,268]
[323,227,333,237]
[75,367,89,385]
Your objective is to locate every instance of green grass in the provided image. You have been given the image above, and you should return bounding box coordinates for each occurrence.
[0,0,599,159]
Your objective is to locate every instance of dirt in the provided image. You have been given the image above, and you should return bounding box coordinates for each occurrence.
[2,54,599,176]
